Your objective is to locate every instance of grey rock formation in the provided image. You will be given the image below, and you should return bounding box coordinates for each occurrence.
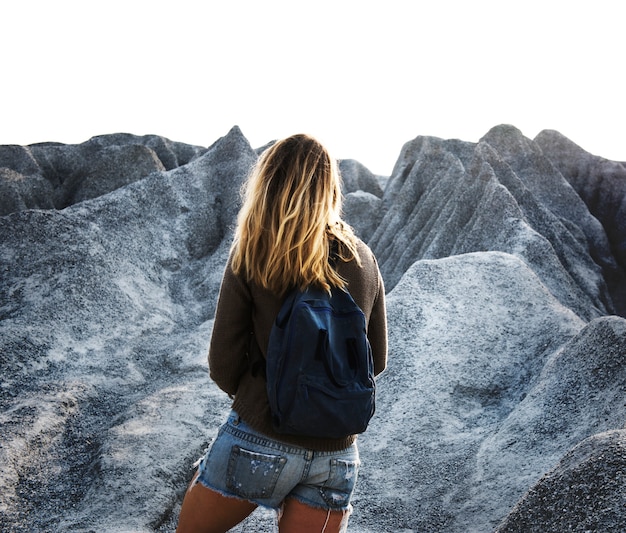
[534,129,626,317]
[343,190,383,242]
[0,124,625,532]
[339,158,384,198]
[0,133,207,215]
[495,428,626,532]
[339,159,385,241]
[351,252,587,533]
[369,125,618,321]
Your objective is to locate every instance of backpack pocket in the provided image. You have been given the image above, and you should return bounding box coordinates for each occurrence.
[276,375,375,439]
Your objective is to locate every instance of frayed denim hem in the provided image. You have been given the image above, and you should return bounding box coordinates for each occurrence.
[284,493,354,514]
[192,475,281,512]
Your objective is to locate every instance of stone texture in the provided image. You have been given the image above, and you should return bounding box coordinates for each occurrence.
[535,129,626,317]
[0,133,208,215]
[495,429,626,532]
[368,126,618,321]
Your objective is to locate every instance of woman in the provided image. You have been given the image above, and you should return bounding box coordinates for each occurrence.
[177,134,387,533]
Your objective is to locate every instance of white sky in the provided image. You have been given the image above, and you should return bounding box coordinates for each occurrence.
[1,0,623,175]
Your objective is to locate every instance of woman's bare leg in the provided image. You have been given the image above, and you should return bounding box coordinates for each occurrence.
[176,473,257,533]
[278,498,350,533]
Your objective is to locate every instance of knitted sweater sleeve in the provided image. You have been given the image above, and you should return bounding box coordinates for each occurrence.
[208,258,252,396]
[369,271,388,377]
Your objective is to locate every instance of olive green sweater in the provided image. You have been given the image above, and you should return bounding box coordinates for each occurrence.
[208,239,387,451]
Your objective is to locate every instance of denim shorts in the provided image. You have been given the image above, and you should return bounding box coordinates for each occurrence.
[195,411,360,511]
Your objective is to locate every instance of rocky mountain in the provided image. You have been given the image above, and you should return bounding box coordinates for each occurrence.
[1,125,624,532]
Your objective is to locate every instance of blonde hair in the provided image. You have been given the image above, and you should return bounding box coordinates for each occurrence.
[231,134,360,295]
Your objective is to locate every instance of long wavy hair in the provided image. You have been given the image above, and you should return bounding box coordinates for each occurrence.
[231,134,360,296]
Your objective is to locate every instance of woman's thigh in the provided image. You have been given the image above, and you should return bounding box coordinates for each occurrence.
[177,472,257,533]
[279,498,350,533]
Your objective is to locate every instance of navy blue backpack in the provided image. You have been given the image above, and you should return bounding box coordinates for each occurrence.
[265,285,375,439]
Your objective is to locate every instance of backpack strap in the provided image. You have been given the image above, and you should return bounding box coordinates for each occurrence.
[248,237,340,380]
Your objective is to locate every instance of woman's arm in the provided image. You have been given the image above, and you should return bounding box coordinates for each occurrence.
[369,273,388,377]
[208,260,253,396]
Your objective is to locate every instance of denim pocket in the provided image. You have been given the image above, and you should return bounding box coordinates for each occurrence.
[226,445,287,499]
[320,458,360,509]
